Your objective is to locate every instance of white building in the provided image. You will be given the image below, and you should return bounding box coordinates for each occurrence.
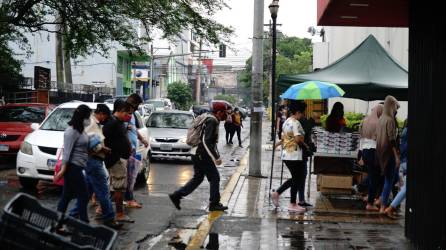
[313,26,409,119]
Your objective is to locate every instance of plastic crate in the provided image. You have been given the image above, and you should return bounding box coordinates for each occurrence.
[0,193,117,250]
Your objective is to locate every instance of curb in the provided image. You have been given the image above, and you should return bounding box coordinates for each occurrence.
[186,152,249,250]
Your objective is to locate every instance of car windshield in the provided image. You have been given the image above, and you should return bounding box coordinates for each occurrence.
[0,106,46,123]
[40,108,75,131]
[147,113,193,129]
[145,100,164,108]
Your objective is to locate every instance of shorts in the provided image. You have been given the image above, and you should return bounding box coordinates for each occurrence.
[109,158,128,191]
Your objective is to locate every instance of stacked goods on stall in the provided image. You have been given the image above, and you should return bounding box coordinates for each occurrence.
[312,127,360,195]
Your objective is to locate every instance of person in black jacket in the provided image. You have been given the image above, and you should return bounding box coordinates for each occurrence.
[103,100,133,222]
[169,101,230,211]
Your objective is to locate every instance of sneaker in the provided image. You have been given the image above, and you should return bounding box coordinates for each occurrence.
[288,203,305,213]
[271,191,280,208]
[298,202,313,207]
[239,144,243,148]
[104,220,124,230]
[209,203,228,211]
[169,193,181,210]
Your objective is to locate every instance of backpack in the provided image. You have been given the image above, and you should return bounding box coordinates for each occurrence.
[186,113,217,147]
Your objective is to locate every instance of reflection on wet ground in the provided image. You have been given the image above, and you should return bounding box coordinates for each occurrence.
[195,216,410,250]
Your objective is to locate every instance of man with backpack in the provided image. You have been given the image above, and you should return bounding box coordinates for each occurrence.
[169,101,231,211]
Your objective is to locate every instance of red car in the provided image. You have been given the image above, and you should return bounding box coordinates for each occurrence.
[0,103,54,156]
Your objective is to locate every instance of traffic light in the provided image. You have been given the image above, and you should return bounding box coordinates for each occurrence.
[219,44,226,58]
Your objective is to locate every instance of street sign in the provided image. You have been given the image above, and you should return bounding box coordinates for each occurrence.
[34,66,51,89]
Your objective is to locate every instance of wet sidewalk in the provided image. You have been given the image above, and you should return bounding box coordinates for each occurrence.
[197,121,411,249]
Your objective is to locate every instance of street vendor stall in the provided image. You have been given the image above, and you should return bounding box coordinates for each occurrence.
[311,127,361,195]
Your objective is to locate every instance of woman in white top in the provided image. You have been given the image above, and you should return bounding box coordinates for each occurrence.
[271,102,307,212]
[359,104,384,211]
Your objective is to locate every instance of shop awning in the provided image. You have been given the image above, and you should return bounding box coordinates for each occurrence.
[277,35,408,101]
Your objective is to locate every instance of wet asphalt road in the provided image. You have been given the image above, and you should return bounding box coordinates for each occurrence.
[0,121,251,249]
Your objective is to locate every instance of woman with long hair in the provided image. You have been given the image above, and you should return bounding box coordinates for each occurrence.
[271,101,307,212]
[325,102,346,133]
[54,104,92,222]
[359,104,384,211]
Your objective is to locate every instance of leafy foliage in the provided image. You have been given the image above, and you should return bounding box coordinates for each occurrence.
[213,94,236,105]
[238,35,313,106]
[0,0,233,89]
[1,0,233,57]
[167,81,193,111]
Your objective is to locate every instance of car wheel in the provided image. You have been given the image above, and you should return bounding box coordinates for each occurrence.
[136,157,151,185]
[19,177,38,189]
[148,151,157,163]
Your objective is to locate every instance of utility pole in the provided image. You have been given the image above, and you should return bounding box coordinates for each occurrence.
[149,44,154,99]
[55,15,64,91]
[249,0,264,177]
[195,40,202,104]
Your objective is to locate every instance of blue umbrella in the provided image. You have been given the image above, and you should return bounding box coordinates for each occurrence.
[280,80,345,100]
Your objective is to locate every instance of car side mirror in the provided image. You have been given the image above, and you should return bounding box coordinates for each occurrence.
[30,123,39,130]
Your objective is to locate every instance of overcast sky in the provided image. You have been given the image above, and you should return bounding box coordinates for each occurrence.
[212,0,320,65]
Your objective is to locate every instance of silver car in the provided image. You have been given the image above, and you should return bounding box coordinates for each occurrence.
[146,110,194,160]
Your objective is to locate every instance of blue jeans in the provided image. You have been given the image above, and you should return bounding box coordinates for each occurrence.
[391,181,406,208]
[381,156,396,207]
[363,149,380,204]
[58,163,89,223]
[125,153,137,201]
[71,158,115,221]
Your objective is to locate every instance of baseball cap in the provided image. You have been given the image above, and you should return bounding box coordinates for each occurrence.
[211,100,231,112]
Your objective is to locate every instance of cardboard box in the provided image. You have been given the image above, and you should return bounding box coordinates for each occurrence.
[319,174,353,189]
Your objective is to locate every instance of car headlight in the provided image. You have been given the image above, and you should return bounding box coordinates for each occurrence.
[150,137,156,143]
[179,137,187,143]
[20,141,33,155]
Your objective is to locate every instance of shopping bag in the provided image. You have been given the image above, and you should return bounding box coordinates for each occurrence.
[53,149,64,186]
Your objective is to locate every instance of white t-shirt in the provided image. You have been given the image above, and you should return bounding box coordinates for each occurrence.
[281,117,304,161]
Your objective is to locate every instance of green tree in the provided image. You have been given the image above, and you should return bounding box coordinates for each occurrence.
[213,94,237,105]
[167,82,193,111]
[238,35,313,105]
[0,0,233,89]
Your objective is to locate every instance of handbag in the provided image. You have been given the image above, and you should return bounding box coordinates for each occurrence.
[53,148,64,186]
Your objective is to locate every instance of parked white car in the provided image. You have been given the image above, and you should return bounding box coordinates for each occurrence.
[16,101,150,189]
[146,110,194,161]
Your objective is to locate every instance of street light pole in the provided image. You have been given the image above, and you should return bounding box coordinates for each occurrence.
[268,0,279,193]
[249,0,264,177]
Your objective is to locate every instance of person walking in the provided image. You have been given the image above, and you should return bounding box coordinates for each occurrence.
[169,101,230,211]
[271,101,307,212]
[276,105,288,140]
[69,104,122,229]
[230,108,244,147]
[54,104,92,223]
[359,104,384,211]
[376,96,400,214]
[224,107,234,144]
[384,120,407,218]
[298,103,315,207]
[103,101,133,222]
[125,94,148,209]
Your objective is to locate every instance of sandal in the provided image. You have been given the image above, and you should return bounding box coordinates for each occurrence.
[116,215,135,223]
[125,200,143,208]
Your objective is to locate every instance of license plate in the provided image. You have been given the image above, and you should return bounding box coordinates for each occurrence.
[47,159,57,170]
[160,144,173,151]
[0,145,9,152]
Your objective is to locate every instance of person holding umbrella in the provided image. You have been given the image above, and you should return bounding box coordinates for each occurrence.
[271,101,307,212]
